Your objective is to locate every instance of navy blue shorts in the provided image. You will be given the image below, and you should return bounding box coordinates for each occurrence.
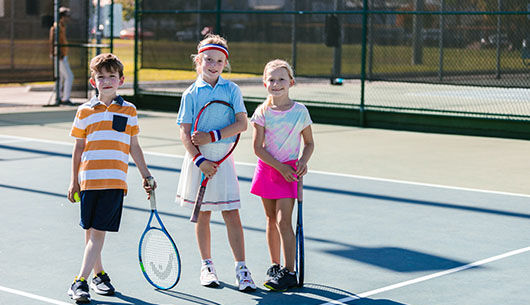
[79,189,124,232]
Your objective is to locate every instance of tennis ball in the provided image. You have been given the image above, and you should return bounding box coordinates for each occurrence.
[74,192,80,202]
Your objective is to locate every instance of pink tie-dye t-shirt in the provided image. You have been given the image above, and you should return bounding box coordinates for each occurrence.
[250,102,312,162]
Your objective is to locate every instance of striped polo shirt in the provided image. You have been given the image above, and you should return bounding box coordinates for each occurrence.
[70,95,139,192]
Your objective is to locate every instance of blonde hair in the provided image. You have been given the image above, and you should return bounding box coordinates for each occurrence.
[90,53,124,78]
[260,59,295,110]
[192,34,231,73]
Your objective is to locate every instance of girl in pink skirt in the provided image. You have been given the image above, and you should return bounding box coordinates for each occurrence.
[250,59,315,291]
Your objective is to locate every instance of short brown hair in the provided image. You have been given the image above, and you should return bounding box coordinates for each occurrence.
[90,53,124,78]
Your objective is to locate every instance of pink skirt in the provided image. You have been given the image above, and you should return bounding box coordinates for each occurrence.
[250,159,298,199]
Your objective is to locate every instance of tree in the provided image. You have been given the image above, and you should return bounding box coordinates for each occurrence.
[115,0,134,21]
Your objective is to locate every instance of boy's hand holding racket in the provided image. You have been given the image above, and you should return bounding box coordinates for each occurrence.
[142,176,157,199]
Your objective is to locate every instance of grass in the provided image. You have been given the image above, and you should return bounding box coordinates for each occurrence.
[137,39,526,76]
[112,40,259,82]
[1,38,526,86]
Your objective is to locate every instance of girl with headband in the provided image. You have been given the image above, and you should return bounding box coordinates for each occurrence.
[175,34,257,292]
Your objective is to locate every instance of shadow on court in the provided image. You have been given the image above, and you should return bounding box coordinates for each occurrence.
[0,110,76,126]
[249,283,409,305]
[2,140,530,223]
[157,289,222,305]
[2,176,472,275]
[0,109,157,127]
[350,299,409,305]
[3,137,530,223]
[324,245,469,272]
[0,180,507,275]
[87,291,160,305]
[0,176,478,275]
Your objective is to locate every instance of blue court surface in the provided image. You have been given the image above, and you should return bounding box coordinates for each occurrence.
[0,134,529,305]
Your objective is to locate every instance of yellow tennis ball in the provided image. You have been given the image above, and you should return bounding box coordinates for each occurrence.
[74,192,80,202]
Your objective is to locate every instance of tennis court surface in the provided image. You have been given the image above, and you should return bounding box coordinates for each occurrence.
[0,99,529,305]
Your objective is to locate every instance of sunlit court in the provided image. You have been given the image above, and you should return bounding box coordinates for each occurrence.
[1,1,529,305]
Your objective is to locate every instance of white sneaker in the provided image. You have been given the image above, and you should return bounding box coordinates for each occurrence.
[236,266,257,292]
[200,264,220,287]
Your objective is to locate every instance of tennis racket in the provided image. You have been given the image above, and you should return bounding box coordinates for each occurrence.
[139,177,181,290]
[295,177,305,287]
[190,100,240,223]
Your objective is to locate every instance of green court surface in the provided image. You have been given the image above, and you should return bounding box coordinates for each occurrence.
[0,106,529,305]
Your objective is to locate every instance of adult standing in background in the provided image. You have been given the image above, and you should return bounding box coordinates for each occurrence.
[49,6,74,105]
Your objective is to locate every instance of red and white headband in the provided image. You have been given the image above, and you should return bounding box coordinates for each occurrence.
[198,44,229,59]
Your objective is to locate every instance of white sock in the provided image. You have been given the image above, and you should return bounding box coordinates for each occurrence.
[202,258,213,266]
[235,261,246,270]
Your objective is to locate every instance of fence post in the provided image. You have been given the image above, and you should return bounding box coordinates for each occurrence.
[216,0,221,34]
[412,0,423,65]
[96,0,102,55]
[332,0,342,79]
[367,0,374,80]
[495,0,502,79]
[110,0,114,53]
[291,0,298,71]
[54,0,60,104]
[438,0,444,81]
[133,0,139,96]
[9,0,14,71]
[360,0,368,127]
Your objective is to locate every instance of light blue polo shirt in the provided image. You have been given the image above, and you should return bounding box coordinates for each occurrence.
[177,75,246,143]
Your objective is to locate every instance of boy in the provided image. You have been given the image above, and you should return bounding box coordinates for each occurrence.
[67,53,155,302]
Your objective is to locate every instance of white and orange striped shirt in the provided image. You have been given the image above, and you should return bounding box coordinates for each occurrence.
[70,95,139,192]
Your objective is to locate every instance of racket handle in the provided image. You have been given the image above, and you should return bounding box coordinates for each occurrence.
[146,176,156,210]
[190,186,206,223]
[297,177,303,202]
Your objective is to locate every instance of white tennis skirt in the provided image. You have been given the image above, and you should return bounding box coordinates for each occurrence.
[175,142,241,211]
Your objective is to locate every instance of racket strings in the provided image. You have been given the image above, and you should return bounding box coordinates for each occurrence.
[140,229,180,288]
[196,102,237,143]
[200,142,232,161]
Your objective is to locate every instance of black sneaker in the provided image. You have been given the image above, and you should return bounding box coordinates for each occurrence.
[68,278,91,303]
[265,264,281,282]
[263,267,298,291]
[90,271,115,296]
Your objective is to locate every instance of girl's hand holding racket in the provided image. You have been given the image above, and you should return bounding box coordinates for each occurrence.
[199,160,219,179]
[142,176,157,199]
[191,131,212,146]
[295,160,308,177]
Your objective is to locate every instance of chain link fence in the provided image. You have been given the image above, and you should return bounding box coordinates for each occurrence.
[0,0,106,98]
[136,0,530,122]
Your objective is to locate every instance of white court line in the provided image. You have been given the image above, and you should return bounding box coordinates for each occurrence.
[319,246,530,305]
[2,134,530,199]
[0,286,71,305]
[0,134,75,147]
[0,139,26,144]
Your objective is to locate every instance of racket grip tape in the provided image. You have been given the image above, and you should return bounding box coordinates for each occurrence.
[190,186,206,223]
